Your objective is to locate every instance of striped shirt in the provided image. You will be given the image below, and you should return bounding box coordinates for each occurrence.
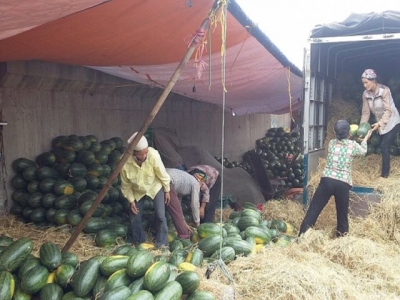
[322,139,367,186]
[166,168,201,223]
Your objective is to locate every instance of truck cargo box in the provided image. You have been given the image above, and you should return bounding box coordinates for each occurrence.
[302,11,400,202]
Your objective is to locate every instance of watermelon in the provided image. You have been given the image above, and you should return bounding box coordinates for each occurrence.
[39,282,64,300]
[94,151,109,164]
[68,163,88,178]
[128,277,145,294]
[185,249,203,267]
[89,142,102,153]
[77,151,95,165]
[53,180,74,196]
[0,237,33,272]
[62,137,84,152]
[70,177,87,192]
[12,190,30,206]
[143,261,171,293]
[84,217,107,234]
[79,136,92,150]
[30,207,47,223]
[55,150,76,164]
[40,178,58,193]
[21,265,49,294]
[22,166,38,181]
[36,152,56,166]
[53,162,71,178]
[27,180,41,193]
[175,271,200,294]
[18,256,41,279]
[12,158,36,173]
[197,223,225,238]
[61,252,79,268]
[154,280,182,300]
[27,192,43,208]
[55,264,76,288]
[40,242,62,271]
[126,250,154,279]
[11,175,28,189]
[127,290,153,300]
[104,269,132,291]
[0,271,14,300]
[349,124,359,137]
[71,257,101,297]
[101,286,131,300]
[357,122,371,137]
[52,135,68,149]
[54,209,71,225]
[95,229,119,247]
[85,175,100,189]
[100,255,129,277]
[46,208,58,223]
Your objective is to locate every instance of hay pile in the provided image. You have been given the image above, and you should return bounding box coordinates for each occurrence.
[0,217,110,259]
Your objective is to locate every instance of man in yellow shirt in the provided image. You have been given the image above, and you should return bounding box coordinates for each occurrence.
[121,132,171,248]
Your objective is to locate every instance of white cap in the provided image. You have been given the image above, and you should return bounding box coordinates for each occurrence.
[127,132,148,151]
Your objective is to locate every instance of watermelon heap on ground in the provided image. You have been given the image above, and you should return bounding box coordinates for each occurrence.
[0,235,215,299]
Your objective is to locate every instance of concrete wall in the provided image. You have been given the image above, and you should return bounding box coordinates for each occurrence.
[0,60,291,213]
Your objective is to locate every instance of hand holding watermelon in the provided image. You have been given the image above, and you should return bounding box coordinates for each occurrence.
[362,129,373,143]
[371,122,380,132]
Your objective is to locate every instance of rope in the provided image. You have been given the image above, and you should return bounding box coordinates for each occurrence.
[204,1,237,298]
[286,67,295,124]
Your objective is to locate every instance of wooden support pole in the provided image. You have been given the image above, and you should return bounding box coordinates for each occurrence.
[62,2,221,252]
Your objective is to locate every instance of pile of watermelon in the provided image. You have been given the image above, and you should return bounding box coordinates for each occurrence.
[0,236,215,300]
[243,127,304,189]
[9,134,139,247]
[190,202,296,265]
[215,127,304,190]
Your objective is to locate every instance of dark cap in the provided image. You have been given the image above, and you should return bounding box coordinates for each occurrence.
[334,120,350,140]
[334,120,350,133]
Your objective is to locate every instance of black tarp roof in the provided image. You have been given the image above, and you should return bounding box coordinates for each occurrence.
[310,10,400,38]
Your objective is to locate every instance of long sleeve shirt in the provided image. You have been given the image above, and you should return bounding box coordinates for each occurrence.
[166,168,201,223]
[120,147,170,203]
[322,139,367,186]
[187,165,219,204]
[361,84,400,135]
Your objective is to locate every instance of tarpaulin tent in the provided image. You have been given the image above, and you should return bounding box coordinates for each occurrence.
[0,0,303,115]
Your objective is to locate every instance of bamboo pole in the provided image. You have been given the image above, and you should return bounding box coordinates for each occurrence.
[62,1,222,252]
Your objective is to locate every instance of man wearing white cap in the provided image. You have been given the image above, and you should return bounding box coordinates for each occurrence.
[121,132,171,248]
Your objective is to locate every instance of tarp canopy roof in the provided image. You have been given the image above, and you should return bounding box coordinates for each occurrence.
[311,10,400,38]
[0,0,303,115]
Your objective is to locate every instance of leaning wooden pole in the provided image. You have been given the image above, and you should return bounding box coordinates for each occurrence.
[62,2,221,252]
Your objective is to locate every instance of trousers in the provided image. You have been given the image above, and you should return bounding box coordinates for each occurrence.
[166,184,191,239]
[201,175,221,223]
[380,123,400,177]
[299,177,351,237]
[128,188,168,247]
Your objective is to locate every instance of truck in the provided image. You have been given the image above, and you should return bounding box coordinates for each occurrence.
[302,10,400,202]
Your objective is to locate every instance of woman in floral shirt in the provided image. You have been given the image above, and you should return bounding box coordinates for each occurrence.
[299,120,372,237]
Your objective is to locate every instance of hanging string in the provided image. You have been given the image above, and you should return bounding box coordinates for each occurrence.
[286,67,295,124]
[205,0,236,296]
